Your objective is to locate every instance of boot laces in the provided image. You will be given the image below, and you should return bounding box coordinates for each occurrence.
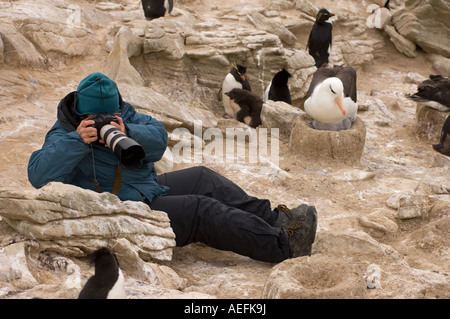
[276,204,293,219]
[286,220,303,237]
[277,204,305,237]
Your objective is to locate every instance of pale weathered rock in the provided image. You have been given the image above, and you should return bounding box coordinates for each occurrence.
[34,253,82,289]
[113,238,186,291]
[295,0,319,17]
[104,26,145,86]
[144,19,187,60]
[261,100,304,136]
[118,83,218,131]
[397,195,432,219]
[246,11,297,46]
[1,0,450,300]
[433,153,450,168]
[0,183,176,262]
[268,0,295,11]
[359,209,399,235]
[428,54,450,77]
[383,24,417,58]
[289,114,366,165]
[364,264,382,289]
[392,0,450,57]
[284,50,316,101]
[0,23,45,67]
[0,242,39,290]
[0,0,114,62]
[339,39,378,65]
[0,32,4,64]
[331,169,376,182]
[21,20,92,57]
[366,7,392,30]
[313,229,394,257]
[96,2,124,11]
[136,18,315,103]
[415,104,449,141]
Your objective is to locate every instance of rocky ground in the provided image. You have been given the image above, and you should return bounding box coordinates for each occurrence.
[0,0,449,299]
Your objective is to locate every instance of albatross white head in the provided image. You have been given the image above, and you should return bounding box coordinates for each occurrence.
[305,77,355,124]
[322,77,346,115]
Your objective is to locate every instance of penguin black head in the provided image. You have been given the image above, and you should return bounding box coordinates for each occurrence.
[224,89,238,100]
[231,65,247,82]
[92,247,118,271]
[230,64,251,91]
[273,68,292,85]
[316,8,335,24]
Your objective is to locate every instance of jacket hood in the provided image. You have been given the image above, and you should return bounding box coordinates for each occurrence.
[57,91,81,132]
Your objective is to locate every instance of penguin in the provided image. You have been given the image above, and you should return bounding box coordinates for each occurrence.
[408,74,450,111]
[225,88,262,128]
[307,8,335,68]
[304,66,358,131]
[141,0,174,20]
[78,247,126,299]
[222,64,252,119]
[264,68,292,104]
[433,115,450,155]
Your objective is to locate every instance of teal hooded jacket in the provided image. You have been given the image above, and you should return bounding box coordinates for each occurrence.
[28,91,169,202]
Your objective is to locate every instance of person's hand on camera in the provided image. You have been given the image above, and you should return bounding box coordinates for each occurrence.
[97,115,127,145]
[77,119,98,144]
[110,115,127,135]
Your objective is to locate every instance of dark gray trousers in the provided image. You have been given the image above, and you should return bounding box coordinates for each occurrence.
[148,166,290,263]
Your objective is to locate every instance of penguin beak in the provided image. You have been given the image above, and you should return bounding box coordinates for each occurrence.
[335,96,345,115]
[241,75,246,82]
[330,13,335,17]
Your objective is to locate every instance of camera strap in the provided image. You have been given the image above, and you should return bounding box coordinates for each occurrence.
[111,164,122,195]
[89,144,122,195]
[91,164,122,195]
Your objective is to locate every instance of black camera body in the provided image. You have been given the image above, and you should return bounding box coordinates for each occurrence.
[89,113,145,169]
[89,113,120,131]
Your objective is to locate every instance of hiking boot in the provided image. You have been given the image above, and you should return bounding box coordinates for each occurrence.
[274,204,318,258]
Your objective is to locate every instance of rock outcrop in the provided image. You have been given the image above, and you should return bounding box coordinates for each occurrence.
[0,183,176,262]
[1,0,449,300]
[0,0,114,67]
[392,0,450,58]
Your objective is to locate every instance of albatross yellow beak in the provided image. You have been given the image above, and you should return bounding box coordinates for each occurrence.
[335,95,345,115]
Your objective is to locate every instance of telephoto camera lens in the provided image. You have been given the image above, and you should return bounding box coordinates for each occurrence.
[99,125,145,169]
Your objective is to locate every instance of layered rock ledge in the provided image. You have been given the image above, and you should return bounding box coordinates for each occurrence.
[0,182,176,262]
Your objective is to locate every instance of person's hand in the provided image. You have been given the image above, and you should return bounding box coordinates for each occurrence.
[110,115,127,135]
[98,115,127,145]
[77,119,98,144]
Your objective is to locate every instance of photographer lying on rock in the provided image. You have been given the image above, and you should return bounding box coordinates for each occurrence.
[27,72,317,263]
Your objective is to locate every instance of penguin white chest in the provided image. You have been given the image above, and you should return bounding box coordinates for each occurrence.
[106,269,126,299]
[222,73,242,117]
